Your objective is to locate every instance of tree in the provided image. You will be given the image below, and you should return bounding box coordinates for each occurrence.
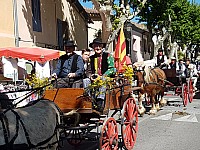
[81,0,147,50]
[138,0,200,58]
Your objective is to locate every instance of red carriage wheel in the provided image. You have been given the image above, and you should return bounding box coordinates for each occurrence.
[100,117,118,150]
[181,83,188,106]
[188,78,193,103]
[121,97,138,150]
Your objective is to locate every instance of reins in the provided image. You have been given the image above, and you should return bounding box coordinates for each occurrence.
[0,82,61,149]
[0,82,52,113]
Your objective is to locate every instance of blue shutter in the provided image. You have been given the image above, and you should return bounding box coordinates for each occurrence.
[32,0,42,32]
[57,19,63,50]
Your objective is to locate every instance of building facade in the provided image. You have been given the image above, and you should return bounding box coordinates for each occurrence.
[124,21,150,63]
[0,0,90,50]
[0,0,90,81]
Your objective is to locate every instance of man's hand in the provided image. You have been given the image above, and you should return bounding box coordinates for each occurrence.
[90,74,99,81]
[68,73,76,78]
[51,73,57,79]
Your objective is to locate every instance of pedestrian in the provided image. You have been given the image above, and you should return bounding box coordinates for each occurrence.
[89,38,116,111]
[51,40,84,88]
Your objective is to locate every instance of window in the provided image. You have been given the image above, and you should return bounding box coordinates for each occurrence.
[32,0,42,32]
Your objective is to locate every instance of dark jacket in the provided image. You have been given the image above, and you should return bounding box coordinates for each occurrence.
[83,62,92,78]
[53,53,84,78]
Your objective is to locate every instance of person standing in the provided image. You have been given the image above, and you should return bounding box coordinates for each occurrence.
[89,38,116,111]
[52,40,84,88]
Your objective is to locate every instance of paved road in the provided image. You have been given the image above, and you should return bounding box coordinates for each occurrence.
[60,91,200,150]
[134,91,200,150]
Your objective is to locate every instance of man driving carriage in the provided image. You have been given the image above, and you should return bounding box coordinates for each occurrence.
[52,40,84,88]
[89,38,116,111]
[154,48,168,69]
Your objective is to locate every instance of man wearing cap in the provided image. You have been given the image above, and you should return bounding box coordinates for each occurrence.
[176,59,186,77]
[52,40,84,88]
[154,48,168,68]
[89,38,116,111]
[168,56,177,69]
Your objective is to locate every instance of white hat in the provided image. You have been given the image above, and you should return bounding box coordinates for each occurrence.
[170,56,176,60]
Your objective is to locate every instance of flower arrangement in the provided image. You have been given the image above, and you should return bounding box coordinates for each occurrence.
[123,65,134,83]
[25,74,51,89]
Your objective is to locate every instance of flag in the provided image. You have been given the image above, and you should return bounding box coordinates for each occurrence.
[114,24,126,72]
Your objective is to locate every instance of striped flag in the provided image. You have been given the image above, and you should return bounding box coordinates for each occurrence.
[114,24,126,72]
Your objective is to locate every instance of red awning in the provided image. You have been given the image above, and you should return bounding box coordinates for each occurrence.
[0,47,64,63]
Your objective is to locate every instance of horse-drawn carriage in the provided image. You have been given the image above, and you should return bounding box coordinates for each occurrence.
[163,68,193,106]
[43,75,139,150]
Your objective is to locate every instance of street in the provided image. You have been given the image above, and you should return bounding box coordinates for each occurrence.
[60,91,200,150]
[134,91,200,150]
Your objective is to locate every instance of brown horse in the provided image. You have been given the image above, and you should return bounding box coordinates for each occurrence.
[134,66,167,115]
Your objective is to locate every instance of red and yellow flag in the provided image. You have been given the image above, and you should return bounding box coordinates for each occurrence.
[114,24,126,72]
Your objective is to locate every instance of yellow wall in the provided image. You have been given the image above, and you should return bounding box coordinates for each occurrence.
[0,0,15,47]
[0,0,88,49]
[58,1,88,50]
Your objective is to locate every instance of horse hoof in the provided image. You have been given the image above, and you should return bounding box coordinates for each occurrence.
[160,100,167,107]
[138,108,146,116]
[149,109,157,115]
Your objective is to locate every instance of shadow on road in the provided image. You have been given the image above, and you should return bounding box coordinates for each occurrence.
[59,133,127,150]
[194,91,200,99]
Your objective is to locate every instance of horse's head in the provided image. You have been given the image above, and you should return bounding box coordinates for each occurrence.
[132,65,145,87]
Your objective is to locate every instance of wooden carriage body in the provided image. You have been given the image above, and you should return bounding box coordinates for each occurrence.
[43,78,138,150]
[43,85,131,114]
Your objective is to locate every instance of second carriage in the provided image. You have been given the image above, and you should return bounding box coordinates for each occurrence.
[44,75,139,150]
[163,68,194,106]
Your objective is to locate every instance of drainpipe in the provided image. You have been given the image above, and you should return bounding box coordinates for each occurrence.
[13,0,19,47]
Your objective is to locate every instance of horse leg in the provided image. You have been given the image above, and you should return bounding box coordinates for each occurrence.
[138,92,146,116]
[155,93,160,111]
[159,89,167,107]
[149,92,158,114]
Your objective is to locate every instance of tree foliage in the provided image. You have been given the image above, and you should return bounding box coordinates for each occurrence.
[81,0,147,48]
[138,0,200,57]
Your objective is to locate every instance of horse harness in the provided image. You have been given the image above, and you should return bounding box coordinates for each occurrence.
[0,102,61,150]
[143,68,165,88]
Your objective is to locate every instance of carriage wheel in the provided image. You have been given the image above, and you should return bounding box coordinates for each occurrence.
[66,128,83,146]
[181,83,188,106]
[188,78,193,103]
[100,117,118,150]
[121,97,138,150]
[64,125,88,146]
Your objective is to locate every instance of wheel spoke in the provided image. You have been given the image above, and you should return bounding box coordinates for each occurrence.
[121,98,138,150]
[100,117,118,150]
